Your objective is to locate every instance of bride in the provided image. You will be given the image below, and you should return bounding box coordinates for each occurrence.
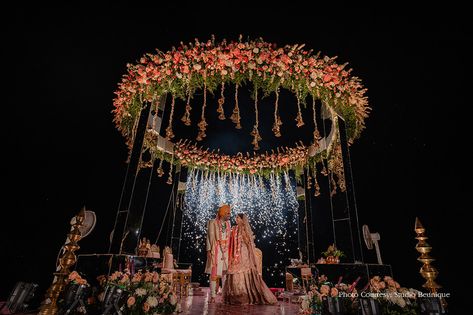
[223,213,277,305]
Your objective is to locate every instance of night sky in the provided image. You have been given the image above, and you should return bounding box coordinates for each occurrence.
[7,3,471,313]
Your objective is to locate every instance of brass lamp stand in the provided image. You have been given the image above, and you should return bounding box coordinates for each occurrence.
[38,208,85,315]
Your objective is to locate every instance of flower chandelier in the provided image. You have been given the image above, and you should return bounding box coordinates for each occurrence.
[113,36,370,193]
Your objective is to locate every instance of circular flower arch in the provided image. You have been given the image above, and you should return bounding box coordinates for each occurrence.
[113,36,370,191]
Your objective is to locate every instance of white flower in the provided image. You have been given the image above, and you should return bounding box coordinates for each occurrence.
[253,48,259,53]
[146,296,159,307]
[193,64,202,71]
[170,294,177,305]
[310,82,316,87]
[135,288,147,297]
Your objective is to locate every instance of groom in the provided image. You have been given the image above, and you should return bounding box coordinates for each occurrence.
[205,204,231,303]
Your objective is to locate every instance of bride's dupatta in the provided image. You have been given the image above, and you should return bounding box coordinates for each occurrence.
[228,214,258,271]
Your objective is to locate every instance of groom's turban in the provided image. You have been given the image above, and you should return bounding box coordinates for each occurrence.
[218,204,231,217]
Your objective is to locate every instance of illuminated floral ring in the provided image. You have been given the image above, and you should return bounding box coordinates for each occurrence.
[113,36,369,144]
[174,140,308,175]
[115,37,369,190]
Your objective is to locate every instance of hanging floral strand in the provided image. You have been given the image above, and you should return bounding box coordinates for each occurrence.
[230,84,241,129]
[330,171,337,196]
[295,88,305,127]
[197,81,208,141]
[313,161,321,196]
[167,154,174,185]
[320,151,328,176]
[250,88,262,150]
[306,165,312,189]
[312,96,321,147]
[152,98,160,130]
[217,81,226,120]
[165,95,175,140]
[332,143,347,192]
[156,156,164,177]
[272,87,282,137]
[181,86,192,126]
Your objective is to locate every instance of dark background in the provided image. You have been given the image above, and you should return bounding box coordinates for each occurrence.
[6,2,471,313]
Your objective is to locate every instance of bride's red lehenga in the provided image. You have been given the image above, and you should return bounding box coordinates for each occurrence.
[223,214,277,305]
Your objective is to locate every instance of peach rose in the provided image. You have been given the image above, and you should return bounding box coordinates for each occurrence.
[152,272,159,283]
[330,287,338,297]
[127,296,135,307]
[143,302,150,312]
[320,285,330,296]
[144,273,153,283]
[68,271,79,281]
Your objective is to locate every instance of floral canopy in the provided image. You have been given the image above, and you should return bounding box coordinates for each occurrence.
[112,36,370,194]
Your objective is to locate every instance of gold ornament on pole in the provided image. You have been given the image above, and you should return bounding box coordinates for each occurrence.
[414,217,448,309]
[38,207,86,315]
[414,217,441,293]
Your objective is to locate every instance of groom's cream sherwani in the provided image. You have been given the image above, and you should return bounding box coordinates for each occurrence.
[205,218,231,278]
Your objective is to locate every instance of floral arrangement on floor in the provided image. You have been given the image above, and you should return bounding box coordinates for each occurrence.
[107,270,131,289]
[299,275,422,315]
[68,271,89,286]
[364,276,420,315]
[300,275,359,315]
[100,270,179,315]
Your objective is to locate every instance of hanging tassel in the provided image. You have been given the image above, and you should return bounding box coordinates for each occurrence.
[167,155,174,185]
[181,89,192,126]
[295,90,305,128]
[314,176,321,196]
[230,84,241,129]
[165,95,175,140]
[312,96,321,147]
[156,157,164,177]
[313,162,321,196]
[272,88,282,137]
[152,98,159,130]
[321,159,328,176]
[250,88,262,150]
[197,82,208,141]
[330,172,337,196]
[333,143,347,192]
[217,81,226,120]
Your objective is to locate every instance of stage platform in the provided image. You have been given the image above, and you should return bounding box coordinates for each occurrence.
[1,287,300,315]
[178,287,300,315]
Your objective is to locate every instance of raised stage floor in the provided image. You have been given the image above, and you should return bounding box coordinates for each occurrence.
[1,288,300,315]
[172,287,299,315]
